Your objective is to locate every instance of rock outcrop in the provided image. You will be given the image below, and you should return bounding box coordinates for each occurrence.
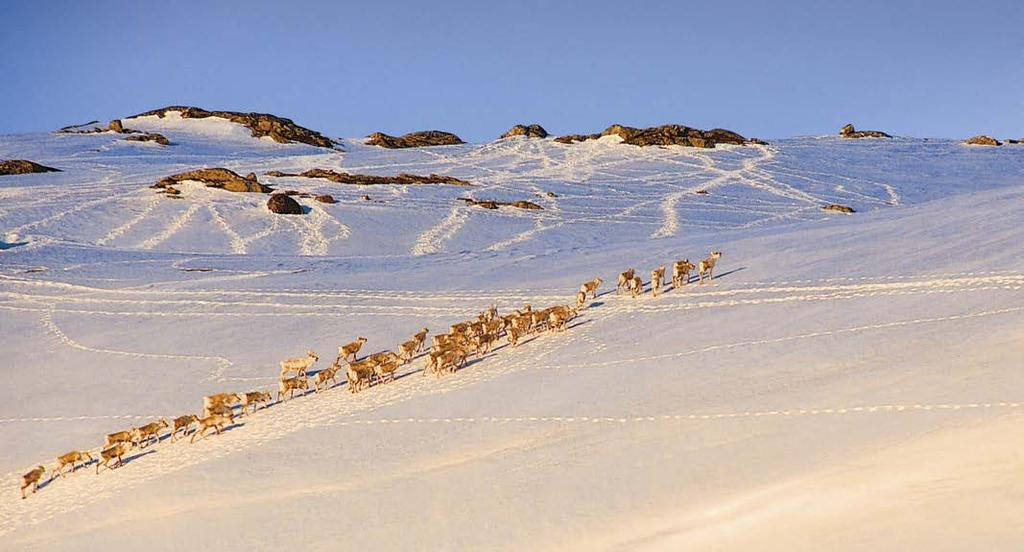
[962,135,1001,146]
[266,169,471,186]
[457,197,544,210]
[839,124,892,139]
[130,106,336,148]
[500,124,549,139]
[152,168,272,193]
[554,124,755,148]
[314,194,337,204]
[267,193,304,215]
[365,130,464,148]
[124,132,170,145]
[821,204,855,214]
[0,160,61,175]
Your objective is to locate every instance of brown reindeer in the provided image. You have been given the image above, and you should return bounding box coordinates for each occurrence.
[190,413,235,443]
[650,266,666,297]
[672,259,695,289]
[96,442,131,473]
[698,251,722,284]
[241,391,272,414]
[171,414,199,441]
[133,418,169,448]
[616,268,636,294]
[579,277,603,300]
[54,450,93,478]
[339,337,368,361]
[277,375,310,402]
[21,466,47,498]
[347,358,375,392]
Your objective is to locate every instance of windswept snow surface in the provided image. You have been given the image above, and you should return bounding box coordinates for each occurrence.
[1,121,1023,551]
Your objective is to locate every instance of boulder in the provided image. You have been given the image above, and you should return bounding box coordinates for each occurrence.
[0,160,61,175]
[556,123,754,148]
[821,204,855,214]
[500,124,549,139]
[314,194,337,204]
[130,106,336,148]
[457,197,544,210]
[365,130,465,148]
[124,132,170,145]
[108,119,124,133]
[839,124,892,139]
[265,169,472,186]
[267,193,304,215]
[153,168,271,193]
[962,135,1001,146]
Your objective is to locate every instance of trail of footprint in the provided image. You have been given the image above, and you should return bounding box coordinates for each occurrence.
[412,204,469,256]
[137,203,201,250]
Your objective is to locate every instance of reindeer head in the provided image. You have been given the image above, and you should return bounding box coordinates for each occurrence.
[711,251,722,259]
[306,351,318,362]
[158,418,169,429]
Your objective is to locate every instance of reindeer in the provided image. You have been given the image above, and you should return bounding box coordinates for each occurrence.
[576,290,587,309]
[277,374,310,402]
[241,391,272,414]
[21,466,47,498]
[372,352,401,384]
[171,414,199,441]
[579,277,603,300]
[398,339,420,363]
[629,275,644,298]
[506,326,522,347]
[412,327,430,352]
[698,251,722,284]
[190,412,235,443]
[96,442,131,473]
[314,360,341,392]
[672,259,695,289]
[54,450,93,478]
[339,338,367,361]
[203,393,241,417]
[133,418,169,448]
[105,430,136,449]
[617,268,636,294]
[650,266,666,297]
[347,358,375,392]
[280,351,318,379]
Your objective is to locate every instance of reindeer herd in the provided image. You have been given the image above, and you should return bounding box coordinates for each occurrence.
[18,250,723,500]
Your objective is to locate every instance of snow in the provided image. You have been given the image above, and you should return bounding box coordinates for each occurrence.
[1,119,1023,550]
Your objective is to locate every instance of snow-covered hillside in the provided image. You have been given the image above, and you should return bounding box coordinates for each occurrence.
[1,114,1023,550]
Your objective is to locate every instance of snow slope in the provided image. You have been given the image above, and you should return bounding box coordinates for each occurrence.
[1,117,1023,550]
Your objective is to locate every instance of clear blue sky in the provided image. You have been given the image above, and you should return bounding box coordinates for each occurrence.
[1,0,1021,141]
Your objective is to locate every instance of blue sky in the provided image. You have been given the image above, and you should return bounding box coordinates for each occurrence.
[1,0,1021,141]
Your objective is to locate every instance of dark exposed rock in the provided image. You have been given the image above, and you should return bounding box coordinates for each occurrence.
[500,124,549,139]
[365,130,464,148]
[962,135,1001,146]
[1007,139,1021,145]
[458,197,544,210]
[124,132,170,145]
[839,124,892,139]
[130,106,336,148]
[0,160,61,175]
[153,168,271,193]
[360,195,371,201]
[555,123,754,148]
[315,194,337,204]
[822,204,855,214]
[265,169,472,186]
[267,193,304,214]
[58,120,100,132]
[108,119,124,133]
